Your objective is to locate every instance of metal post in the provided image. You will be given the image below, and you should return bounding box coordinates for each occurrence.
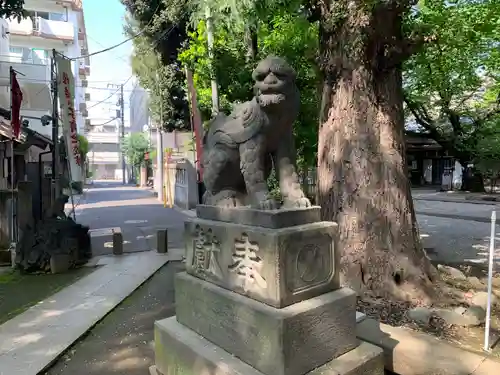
[205,6,219,116]
[484,210,496,352]
[120,84,126,184]
[51,49,59,198]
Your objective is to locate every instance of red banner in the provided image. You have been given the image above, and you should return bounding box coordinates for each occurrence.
[10,68,23,138]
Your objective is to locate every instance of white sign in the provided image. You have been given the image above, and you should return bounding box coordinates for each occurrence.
[56,54,82,183]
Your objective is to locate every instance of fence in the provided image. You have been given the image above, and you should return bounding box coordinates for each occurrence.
[163,159,198,210]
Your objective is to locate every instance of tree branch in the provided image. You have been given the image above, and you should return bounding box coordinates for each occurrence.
[383,34,435,70]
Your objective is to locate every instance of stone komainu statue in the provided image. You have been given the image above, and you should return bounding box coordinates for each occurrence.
[202,56,311,210]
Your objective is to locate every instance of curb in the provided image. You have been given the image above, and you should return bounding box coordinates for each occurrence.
[356,318,500,375]
[414,197,500,206]
[416,211,492,223]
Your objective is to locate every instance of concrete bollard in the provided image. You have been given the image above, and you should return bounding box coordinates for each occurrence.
[157,229,168,254]
[112,228,123,255]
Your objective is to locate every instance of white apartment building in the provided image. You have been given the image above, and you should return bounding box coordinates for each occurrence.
[86,120,123,180]
[0,0,90,139]
[85,84,129,181]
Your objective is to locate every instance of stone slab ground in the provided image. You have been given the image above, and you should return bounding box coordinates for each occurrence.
[0,249,183,375]
[0,266,95,325]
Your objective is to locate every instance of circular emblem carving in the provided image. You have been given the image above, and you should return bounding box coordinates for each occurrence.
[296,244,322,282]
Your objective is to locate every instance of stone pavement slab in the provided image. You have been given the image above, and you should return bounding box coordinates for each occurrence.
[0,250,180,375]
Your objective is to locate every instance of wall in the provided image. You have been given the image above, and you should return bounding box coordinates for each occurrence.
[129,84,150,133]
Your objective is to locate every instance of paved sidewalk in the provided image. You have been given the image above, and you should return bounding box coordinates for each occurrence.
[412,189,500,206]
[0,250,183,375]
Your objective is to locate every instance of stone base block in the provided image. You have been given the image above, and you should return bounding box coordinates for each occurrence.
[196,205,321,228]
[175,272,358,375]
[184,217,339,308]
[154,316,384,375]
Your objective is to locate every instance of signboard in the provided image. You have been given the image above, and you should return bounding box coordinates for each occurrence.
[55,54,82,183]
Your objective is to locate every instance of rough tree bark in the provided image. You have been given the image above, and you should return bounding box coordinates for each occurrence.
[316,0,436,301]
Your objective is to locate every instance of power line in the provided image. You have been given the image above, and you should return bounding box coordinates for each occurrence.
[90,117,120,126]
[87,76,133,110]
[86,35,130,64]
[67,3,162,61]
[0,76,136,91]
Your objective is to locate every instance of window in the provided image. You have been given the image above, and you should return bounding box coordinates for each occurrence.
[36,11,49,20]
[9,47,49,65]
[9,47,23,55]
[49,12,66,22]
[25,10,67,22]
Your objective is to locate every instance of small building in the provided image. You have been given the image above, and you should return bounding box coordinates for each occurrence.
[0,110,53,261]
[405,132,459,188]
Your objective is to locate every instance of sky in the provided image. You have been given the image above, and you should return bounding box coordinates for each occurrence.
[82,0,135,123]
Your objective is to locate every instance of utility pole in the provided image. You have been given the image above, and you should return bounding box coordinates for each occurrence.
[157,87,164,203]
[205,6,219,116]
[51,49,60,199]
[119,84,126,184]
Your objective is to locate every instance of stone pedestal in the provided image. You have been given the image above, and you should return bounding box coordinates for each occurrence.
[153,206,384,375]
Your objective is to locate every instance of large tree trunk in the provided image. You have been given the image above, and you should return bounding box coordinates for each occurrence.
[461,165,485,192]
[317,1,436,301]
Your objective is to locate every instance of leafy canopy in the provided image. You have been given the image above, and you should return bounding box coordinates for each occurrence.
[122,0,191,132]
[0,0,25,20]
[121,132,151,168]
[404,0,500,163]
[179,4,319,167]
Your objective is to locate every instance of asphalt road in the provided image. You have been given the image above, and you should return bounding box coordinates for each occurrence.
[72,181,186,256]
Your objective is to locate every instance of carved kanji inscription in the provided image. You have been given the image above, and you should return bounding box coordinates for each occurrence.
[228,233,267,292]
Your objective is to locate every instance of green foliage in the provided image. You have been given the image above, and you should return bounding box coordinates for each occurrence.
[122,1,191,132]
[0,0,25,20]
[179,7,319,167]
[77,134,89,162]
[121,132,151,168]
[404,0,500,165]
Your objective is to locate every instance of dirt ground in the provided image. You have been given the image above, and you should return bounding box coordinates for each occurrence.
[0,266,95,324]
[44,261,184,375]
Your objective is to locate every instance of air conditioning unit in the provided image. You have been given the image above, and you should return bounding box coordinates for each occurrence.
[85,93,91,101]
[79,102,87,112]
[85,119,91,127]
[81,80,88,88]
[81,49,88,56]
[81,110,88,118]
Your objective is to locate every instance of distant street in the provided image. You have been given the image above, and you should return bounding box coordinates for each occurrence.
[71,181,500,269]
[72,181,185,256]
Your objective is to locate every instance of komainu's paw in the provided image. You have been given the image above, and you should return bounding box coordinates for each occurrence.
[284,197,311,209]
[255,197,279,210]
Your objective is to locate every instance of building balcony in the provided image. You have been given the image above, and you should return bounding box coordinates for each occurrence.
[0,60,51,112]
[7,17,75,42]
[6,18,32,35]
[35,17,75,42]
